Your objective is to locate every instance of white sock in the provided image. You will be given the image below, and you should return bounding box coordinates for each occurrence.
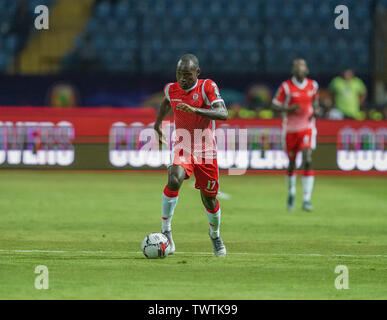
[161,190,179,232]
[302,174,315,202]
[205,201,221,239]
[287,174,297,197]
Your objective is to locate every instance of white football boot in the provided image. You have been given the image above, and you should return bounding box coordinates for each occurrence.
[163,230,175,255]
[302,201,313,212]
[208,230,226,257]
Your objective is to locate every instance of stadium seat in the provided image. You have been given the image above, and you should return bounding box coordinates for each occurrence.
[94,1,111,20]
[0,52,9,72]
[114,0,132,19]
[4,34,19,53]
[62,0,373,75]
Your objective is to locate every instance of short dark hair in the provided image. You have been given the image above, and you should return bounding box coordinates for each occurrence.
[178,53,199,69]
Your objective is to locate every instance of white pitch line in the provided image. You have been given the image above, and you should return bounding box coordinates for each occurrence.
[0,249,386,258]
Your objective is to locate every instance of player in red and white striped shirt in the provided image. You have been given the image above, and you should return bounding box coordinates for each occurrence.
[154,54,228,257]
[271,59,320,211]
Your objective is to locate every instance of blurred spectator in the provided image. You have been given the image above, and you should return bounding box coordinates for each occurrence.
[317,88,344,120]
[329,69,367,120]
[244,84,273,119]
[368,108,383,120]
[246,84,272,110]
[227,103,242,119]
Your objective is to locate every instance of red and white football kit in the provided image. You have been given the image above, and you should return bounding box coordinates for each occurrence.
[164,79,224,197]
[272,76,319,160]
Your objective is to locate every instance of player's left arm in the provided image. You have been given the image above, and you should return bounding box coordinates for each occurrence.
[311,80,320,119]
[177,100,227,121]
[176,80,228,121]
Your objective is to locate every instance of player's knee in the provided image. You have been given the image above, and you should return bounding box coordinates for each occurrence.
[202,195,217,211]
[303,152,313,170]
[304,161,312,171]
[288,160,296,171]
[168,174,183,191]
[303,157,312,170]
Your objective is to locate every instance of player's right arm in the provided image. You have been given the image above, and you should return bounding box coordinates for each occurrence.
[271,82,299,115]
[154,97,171,146]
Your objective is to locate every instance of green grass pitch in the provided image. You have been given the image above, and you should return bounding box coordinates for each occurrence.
[0,171,386,299]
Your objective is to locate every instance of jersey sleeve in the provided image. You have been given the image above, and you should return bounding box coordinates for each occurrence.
[272,82,287,106]
[163,83,173,102]
[202,79,224,106]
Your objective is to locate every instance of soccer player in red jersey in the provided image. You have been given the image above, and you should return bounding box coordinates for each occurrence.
[271,59,320,212]
[154,54,228,257]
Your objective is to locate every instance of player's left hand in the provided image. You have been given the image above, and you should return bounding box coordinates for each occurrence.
[176,103,197,114]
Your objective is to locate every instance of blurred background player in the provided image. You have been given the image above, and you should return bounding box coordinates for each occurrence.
[329,69,367,120]
[154,54,228,257]
[271,59,320,212]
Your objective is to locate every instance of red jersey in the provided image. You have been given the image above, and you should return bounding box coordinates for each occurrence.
[272,77,319,133]
[164,79,223,159]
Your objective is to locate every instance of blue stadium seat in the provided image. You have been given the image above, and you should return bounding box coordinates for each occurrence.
[239,38,256,52]
[85,17,99,34]
[114,0,132,19]
[223,36,238,51]
[241,1,259,19]
[105,19,120,34]
[225,2,241,18]
[190,4,203,19]
[94,1,111,20]
[0,52,9,71]
[63,0,372,75]
[203,35,218,51]
[264,1,277,20]
[180,18,194,34]
[4,34,18,53]
[170,2,185,17]
[92,35,110,52]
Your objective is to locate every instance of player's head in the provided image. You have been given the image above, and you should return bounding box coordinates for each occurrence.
[292,58,309,80]
[176,54,200,90]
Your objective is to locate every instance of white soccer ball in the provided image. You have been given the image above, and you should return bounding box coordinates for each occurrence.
[141,232,170,259]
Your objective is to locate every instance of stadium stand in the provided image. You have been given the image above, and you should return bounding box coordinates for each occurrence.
[61,0,377,75]
[1,0,387,114]
[0,1,22,72]
[0,0,56,72]
[0,0,383,76]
